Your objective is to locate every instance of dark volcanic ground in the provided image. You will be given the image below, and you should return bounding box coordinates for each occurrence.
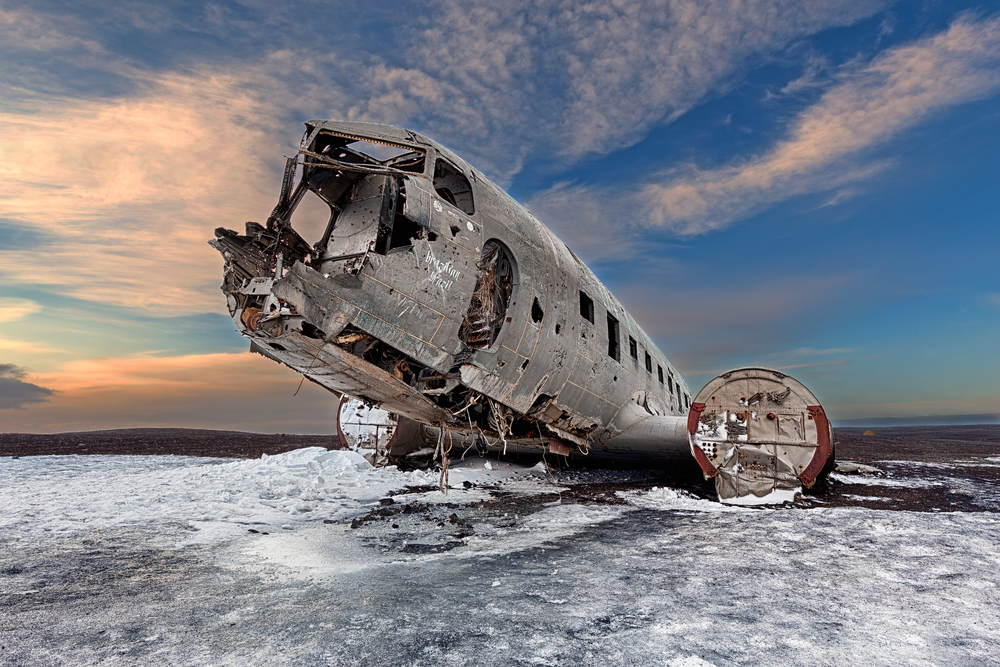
[822,425,1000,512]
[4,424,998,460]
[834,424,1000,463]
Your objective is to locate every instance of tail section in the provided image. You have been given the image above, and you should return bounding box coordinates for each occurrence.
[688,368,833,505]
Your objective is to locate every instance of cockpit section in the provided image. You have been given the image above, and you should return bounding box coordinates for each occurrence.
[209,123,495,426]
[210,121,670,465]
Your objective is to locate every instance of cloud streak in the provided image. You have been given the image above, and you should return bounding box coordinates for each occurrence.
[645,14,1000,233]
[0,55,355,314]
[371,0,890,180]
[0,298,42,323]
[532,14,1000,259]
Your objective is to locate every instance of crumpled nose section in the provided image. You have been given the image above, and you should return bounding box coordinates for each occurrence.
[687,368,833,505]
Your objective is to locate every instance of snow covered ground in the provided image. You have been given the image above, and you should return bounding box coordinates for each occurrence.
[2,447,999,666]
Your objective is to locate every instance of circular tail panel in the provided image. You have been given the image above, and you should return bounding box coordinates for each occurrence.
[687,368,833,505]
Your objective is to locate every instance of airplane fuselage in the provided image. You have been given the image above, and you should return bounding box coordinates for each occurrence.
[211,120,832,503]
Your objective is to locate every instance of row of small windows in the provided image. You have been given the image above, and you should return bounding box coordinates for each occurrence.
[580,289,684,400]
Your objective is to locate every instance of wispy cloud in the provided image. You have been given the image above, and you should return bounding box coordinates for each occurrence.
[0,56,354,314]
[527,181,644,261]
[778,54,834,96]
[532,14,1000,251]
[0,338,66,354]
[643,14,1000,234]
[0,298,42,323]
[775,358,856,370]
[688,351,874,377]
[0,6,105,55]
[378,0,890,180]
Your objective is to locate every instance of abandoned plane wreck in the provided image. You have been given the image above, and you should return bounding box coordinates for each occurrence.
[210,120,834,504]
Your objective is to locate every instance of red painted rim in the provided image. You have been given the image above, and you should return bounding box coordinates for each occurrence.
[687,402,718,478]
[799,405,831,487]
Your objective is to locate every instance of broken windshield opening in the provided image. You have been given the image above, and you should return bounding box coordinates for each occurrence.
[385,152,426,173]
[310,132,426,173]
[289,189,334,247]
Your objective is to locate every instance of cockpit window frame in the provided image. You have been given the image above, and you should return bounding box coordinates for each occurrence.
[433,158,476,216]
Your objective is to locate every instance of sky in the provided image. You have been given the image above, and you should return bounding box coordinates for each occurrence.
[1,0,999,433]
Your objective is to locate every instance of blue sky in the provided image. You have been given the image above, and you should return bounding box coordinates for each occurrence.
[1,0,998,432]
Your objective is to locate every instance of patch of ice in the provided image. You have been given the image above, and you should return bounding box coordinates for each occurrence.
[0,449,451,544]
[619,487,748,512]
[835,461,884,474]
[878,460,955,470]
[829,472,942,488]
[668,657,718,667]
[720,486,799,506]
[449,504,625,561]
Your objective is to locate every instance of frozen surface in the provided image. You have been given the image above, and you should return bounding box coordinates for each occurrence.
[828,471,943,488]
[0,449,525,545]
[2,448,999,666]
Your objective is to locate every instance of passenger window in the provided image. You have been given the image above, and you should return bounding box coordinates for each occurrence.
[607,314,620,362]
[433,159,475,215]
[645,352,652,373]
[629,337,638,359]
[580,291,594,323]
[668,376,674,394]
[658,366,664,384]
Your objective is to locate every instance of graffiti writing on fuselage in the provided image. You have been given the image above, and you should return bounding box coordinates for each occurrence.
[423,246,461,292]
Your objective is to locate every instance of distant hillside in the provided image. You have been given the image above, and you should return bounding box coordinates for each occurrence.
[833,413,1000,428]
[833,424,1000,465]
[0,428,336,458]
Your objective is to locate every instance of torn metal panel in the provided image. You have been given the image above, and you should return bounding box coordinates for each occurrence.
[209,120,834,504]
[402,175,433,229]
